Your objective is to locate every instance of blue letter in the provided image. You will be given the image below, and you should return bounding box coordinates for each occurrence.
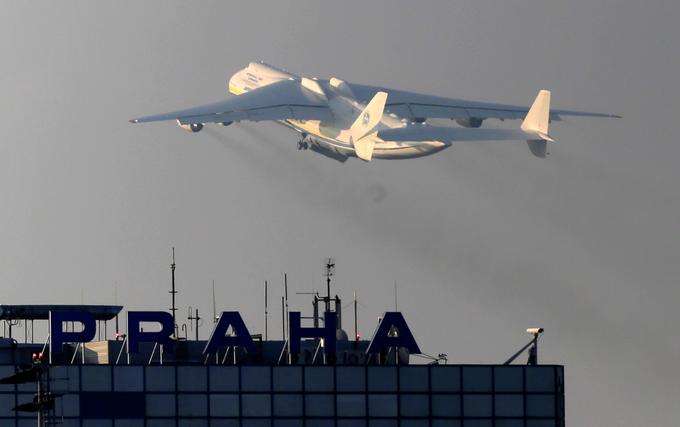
[366,312,421,354]
[49,311,96,354]
[127,311,175,353]
[289,311,337,354]
[203,312,256,355]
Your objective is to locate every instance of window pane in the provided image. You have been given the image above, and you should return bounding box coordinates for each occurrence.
[367,367,397,392]
[61,393,80,416]
[149,421,180,427]
[305,394,334,417]
[337,394,366,417]
[338,420,366,427]
[399,366,428,391]
[81,366,111,391]
[401,421,428,427]
[306,420,335,427]
[177,366,207,391]
[463,421,492,427]
[370,420,398,427]
[209,366,239,392]
[0,366,16,392]
[368,394,397,417]
[0,393,15,416]
[336,367,365,392]
[432,394,461,417]
[432,421,461,427]
[209,420,240,427]
[431,366,460,392]
[273,394,303,416]
[494,367,523,392]
[495,420,525,427]
[527,421,556,427]
[83,421,112,427]
[526,394,555,417]
[304,367,334,391]
[114,420,144,427]
[146,366,176,391]
[273,367,302,391]
[274,420,303,427]
[242,420,271,427]
[400,394,429,417]
[526,367,555,392]
[242,394,271,417]
[462,367,491,392]
[178,420,209,427]
[463,394,492,417]
[209,393,239,416]
[178,393,207,416]
[242,366,271,391]
[495,394,524,417]
[146,393,176,416]
[114,366,143,392]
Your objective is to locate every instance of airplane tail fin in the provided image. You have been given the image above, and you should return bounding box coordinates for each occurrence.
[521,90,554,158]
[350,91,388,161]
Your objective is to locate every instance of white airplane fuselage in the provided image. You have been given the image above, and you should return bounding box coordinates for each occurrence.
[227,63,447,160]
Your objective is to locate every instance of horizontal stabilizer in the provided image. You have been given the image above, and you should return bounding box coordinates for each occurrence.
[353,137,376,162]
[378,126,534,143]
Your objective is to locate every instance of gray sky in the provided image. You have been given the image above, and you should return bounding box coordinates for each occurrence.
[1,1,678,425]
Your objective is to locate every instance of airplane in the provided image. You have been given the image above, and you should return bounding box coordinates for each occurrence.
[130,62,620,162]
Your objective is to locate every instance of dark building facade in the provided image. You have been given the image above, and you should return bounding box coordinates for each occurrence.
[0,363,564,427]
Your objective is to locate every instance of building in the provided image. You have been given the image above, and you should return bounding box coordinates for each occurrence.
[0,303,564,427]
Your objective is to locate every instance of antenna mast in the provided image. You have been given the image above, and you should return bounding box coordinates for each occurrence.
[170,248,177,339]
[324,259,335,318]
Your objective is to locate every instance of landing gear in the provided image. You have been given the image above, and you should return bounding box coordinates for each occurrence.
[297,133,309,150]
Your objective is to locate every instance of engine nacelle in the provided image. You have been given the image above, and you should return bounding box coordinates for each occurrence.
[219,121,233,127]
[177,121,204,133]
[455,117,484,128]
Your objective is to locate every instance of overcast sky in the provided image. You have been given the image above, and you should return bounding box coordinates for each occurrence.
[1,1,678,425]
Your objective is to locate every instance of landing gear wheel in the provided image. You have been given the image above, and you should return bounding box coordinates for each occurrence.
[297,134,309,150]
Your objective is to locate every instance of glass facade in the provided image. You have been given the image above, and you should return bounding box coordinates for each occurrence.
[0,364,564,427]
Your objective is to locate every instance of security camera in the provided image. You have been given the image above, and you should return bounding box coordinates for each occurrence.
[526,327,544,335]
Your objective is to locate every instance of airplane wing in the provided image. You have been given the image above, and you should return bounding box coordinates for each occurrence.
[130,79,333,125]
[347,83,620,122]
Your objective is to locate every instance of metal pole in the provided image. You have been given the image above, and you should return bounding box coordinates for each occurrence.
[264,281,268,341]
[326,272,331,316]
[354,291,358,341]
[195,309,200,341]
[281,296,285,340]
[284,274,289,340]
[170,248,177,339]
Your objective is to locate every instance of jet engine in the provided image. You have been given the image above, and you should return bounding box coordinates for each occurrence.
[177,121,204,133]
[219,121,233,127]
[455,117,484,128]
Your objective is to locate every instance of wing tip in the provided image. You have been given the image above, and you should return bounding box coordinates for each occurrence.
[129,118,140,124]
